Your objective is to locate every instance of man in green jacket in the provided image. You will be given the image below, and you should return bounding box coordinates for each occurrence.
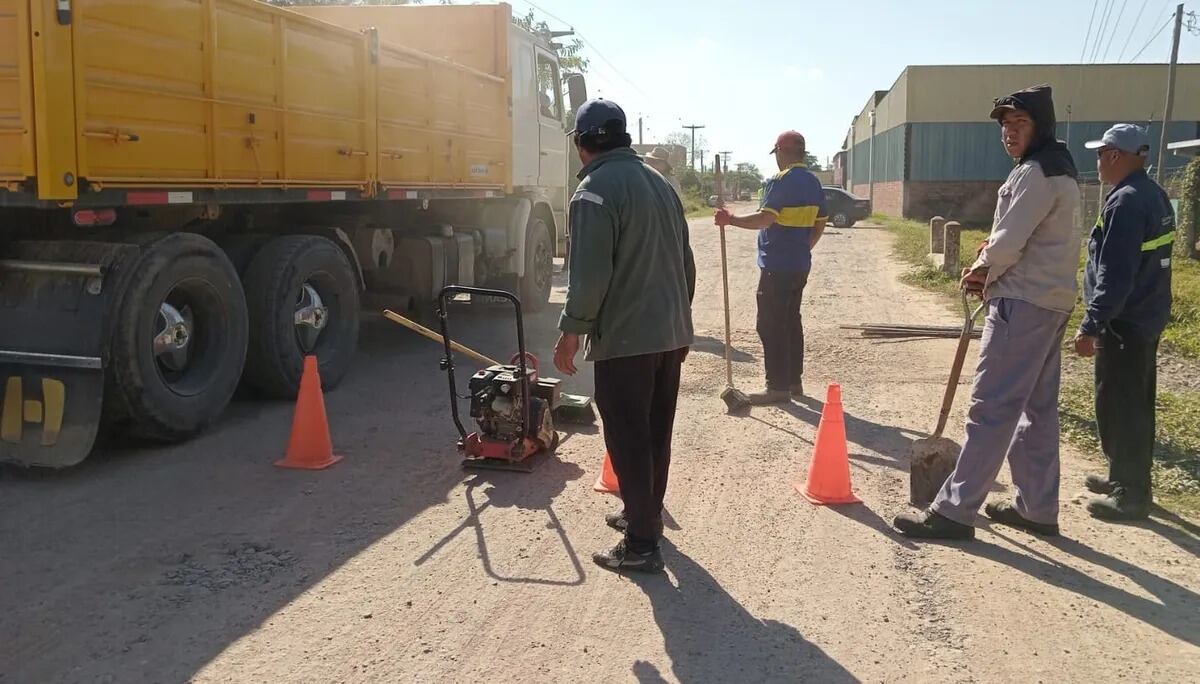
[553,99,696,574]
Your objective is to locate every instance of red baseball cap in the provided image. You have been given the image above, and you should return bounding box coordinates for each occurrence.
[770,130,805,154]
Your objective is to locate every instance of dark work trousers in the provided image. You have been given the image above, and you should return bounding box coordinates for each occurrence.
[593,347,687,553]
[757,269,810,391]
[1095,322,1159,502]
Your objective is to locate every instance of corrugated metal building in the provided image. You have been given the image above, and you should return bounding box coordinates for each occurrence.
[842,64,1200,221]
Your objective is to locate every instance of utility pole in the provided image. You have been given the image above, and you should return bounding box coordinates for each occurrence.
[682,124,705,170]
[1155,4,1183,183]
[638,117,644,146]
[698,148,707,174]
[719,151,733,197]
[868,109,877,205]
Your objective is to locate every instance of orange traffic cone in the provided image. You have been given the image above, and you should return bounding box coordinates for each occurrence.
[593,451,620,494]
[275,356,342,470]
[797,383,860,505]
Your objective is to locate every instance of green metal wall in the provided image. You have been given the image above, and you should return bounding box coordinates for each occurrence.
[907,121,1200,182]
[848,125,905,186]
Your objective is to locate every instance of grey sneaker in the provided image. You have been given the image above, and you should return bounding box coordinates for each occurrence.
[893,509,975,540]
[1084,474,1115,495]
[748,388,791,405]
[984,501,1060,536]
[1087,490,1151,521]
[592,540,664,574]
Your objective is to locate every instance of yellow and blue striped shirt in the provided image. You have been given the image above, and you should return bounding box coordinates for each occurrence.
[758,163,827,272]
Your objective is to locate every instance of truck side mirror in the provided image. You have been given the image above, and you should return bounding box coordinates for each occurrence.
[565,74,587,115]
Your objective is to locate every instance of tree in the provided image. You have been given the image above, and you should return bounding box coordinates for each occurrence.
[511,10,588,75]
[663,131,707,170]
[805,153,822,171]
[736,162,763,181]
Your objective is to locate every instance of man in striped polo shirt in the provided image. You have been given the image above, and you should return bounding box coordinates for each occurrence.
[715,131,827,404]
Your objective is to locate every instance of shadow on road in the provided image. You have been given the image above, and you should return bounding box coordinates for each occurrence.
[964,529,1200,647]
[0,289,590,682]
[690,334,756,363]
[629,539,856,683]
[825,501,919,550]
[785,399,923,473]
[415,460,587,587]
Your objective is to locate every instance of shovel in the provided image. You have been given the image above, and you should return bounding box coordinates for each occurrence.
[909,290,985,507]
[713,156,751,412]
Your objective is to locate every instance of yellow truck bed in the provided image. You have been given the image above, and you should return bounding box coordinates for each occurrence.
[1,0,512,202]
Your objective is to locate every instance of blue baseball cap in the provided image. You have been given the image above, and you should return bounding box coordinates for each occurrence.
[569,98,626,136]
[1085,124,1151,156]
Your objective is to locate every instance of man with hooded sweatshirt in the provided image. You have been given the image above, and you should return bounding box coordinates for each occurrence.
[895,84,1082,540]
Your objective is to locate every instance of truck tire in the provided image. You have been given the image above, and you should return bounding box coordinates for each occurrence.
[520,217,553,312]
[104,233,249,442]
[242,236,360,399]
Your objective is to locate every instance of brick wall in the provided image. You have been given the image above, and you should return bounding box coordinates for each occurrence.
[903,181,1003,223]
[852,181,903,217]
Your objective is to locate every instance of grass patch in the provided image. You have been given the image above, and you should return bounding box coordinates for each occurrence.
[682,191,710,218]
[1061,381,1200,516]
[882,212,1200,515]
[870,213,988,299]
[1162,257,1200,359]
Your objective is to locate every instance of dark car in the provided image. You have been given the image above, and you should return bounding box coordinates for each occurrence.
[822,186,871,227]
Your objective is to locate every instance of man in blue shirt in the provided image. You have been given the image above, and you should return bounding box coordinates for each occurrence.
[715,131,827,404]
[1076,124,1174,521]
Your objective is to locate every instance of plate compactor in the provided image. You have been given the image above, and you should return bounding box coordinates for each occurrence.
[436,286,560,472]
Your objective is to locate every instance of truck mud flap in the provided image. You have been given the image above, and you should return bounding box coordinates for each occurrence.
[0,363,103,468]
[0,241,139,468]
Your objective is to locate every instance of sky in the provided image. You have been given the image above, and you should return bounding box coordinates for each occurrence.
[508,0,1200,175]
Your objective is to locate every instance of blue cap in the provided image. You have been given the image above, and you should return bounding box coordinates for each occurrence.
[570,98,626,136]
[1085,124,1151,156]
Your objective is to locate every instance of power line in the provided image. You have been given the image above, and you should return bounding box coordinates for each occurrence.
[1102,0,1132,61]
[1091,0,1117,62]
[1074,0,1103,111]
[1128,12,1175,61]
[1081,0,1102,61]
[1117,0,1153,60]
[514,0,650,98]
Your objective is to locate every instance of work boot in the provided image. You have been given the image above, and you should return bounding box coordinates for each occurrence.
[592,539,664,574]
[984,501,1060,537]
[1084,474,1116,495]
[606,510,666,536]
[1087,489,1151,521]
[790,380,805,399]
[748,388,791,405]
[892,509,974,540]
[605,509,628,533]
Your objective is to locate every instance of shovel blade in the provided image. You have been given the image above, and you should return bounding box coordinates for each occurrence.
[910,437,960,507]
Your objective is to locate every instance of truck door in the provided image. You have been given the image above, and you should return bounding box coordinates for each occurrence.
[535,50,566,189]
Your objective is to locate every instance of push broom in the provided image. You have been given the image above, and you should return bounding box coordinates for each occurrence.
[714,156,751,412]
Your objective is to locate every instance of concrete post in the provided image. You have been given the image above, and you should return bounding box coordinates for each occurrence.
[929,216,946,254]
[942,221,962,276]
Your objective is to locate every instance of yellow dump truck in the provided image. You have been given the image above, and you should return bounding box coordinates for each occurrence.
[0,0,588,467]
